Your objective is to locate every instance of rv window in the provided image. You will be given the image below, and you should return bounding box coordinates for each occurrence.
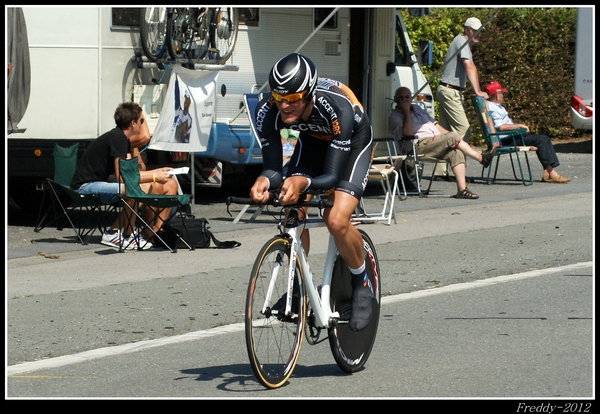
[314,8,338,30]
[394,14,410,66]
[239,8,259,27]
[112,7,140,27]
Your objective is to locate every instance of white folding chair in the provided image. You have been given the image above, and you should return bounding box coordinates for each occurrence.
[372,137,409,200]
[353,163,399,226]
[387,135,452,198]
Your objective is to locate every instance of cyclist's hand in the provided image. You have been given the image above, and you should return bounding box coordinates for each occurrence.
[250,176,271,204]
[279,176,308,205]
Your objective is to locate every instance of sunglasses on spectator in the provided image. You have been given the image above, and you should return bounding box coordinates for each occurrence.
[135,117,145,124]
[271,90,307,103]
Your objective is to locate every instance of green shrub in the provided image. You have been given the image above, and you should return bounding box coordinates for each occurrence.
[403,7,582,144]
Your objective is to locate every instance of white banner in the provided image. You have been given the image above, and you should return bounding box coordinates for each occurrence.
[149,66,218,152]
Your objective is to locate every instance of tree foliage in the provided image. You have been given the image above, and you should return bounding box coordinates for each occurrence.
[402,7,581,144]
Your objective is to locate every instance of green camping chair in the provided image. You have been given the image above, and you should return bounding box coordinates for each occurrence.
[118,157,194,253]
[34,143,118,244]
[472,96,534,186]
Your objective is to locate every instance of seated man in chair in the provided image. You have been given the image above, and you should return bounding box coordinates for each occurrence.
[485,81,570,184]
[72,102,179,249]
[389,87,496,199]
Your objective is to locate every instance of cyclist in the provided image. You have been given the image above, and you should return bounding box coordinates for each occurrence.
[250,52,375,332]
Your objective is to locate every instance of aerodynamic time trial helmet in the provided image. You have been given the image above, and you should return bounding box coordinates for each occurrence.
[268,53,318,102]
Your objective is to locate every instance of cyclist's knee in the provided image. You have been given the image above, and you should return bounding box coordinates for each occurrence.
[324,212,351,236]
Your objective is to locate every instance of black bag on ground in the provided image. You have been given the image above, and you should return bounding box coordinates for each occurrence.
[153,218,241,250]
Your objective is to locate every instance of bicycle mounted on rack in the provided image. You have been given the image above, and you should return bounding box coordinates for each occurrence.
[139,7,239,64]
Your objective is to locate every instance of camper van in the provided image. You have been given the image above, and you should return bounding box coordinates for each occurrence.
[7,7,433,210]
[570,7,593,131]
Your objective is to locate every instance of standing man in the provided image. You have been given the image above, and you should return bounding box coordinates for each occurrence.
[436,17,489,143]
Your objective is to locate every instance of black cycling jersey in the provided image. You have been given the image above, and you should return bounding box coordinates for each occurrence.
[254,77,373,199]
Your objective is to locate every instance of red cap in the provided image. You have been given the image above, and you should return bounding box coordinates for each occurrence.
[485,81,508,95]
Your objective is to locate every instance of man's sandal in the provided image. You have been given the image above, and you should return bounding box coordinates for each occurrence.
[455,188,479,199]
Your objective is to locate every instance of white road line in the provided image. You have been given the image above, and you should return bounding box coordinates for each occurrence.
[382,261,594,305]
[7,261,593,376]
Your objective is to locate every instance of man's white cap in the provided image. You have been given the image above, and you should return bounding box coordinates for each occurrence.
[464,17,483,30]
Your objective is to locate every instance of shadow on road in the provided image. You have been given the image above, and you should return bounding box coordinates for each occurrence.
[552,137,592,154]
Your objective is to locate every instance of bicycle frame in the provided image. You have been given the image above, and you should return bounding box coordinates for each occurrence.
[280,215,339,328]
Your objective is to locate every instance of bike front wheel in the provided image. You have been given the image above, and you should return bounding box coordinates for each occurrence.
[140,7,168,61]
[245,236,306,389]
[328,228,381,373]
[211,7,239,62]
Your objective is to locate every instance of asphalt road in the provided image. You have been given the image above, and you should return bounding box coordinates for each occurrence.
[6,140,594,400]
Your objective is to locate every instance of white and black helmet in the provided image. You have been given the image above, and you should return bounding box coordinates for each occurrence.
[269,53,318,100]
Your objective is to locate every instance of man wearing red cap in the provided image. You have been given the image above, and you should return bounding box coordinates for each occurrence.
[436,17,489,143]
[485,81,570,183]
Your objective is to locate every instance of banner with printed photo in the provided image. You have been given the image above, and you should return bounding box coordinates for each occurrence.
[149,65,218,152]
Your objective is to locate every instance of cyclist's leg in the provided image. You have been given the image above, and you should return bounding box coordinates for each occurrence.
[323,191,363,267]
[322,123,372,268]
[324,127,374,331]
[324,191,374,331]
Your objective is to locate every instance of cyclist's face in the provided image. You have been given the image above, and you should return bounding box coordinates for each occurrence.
[275,98,307,125]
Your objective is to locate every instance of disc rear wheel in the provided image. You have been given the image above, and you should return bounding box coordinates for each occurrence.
[328,229,381,373]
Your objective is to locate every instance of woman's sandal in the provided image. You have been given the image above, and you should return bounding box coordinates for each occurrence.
[455,188,479,199]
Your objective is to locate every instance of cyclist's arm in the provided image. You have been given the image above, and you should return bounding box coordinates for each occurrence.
[255,100,285,190]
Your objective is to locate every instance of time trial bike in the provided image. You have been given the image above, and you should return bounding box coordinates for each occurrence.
[227,193,381,389]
